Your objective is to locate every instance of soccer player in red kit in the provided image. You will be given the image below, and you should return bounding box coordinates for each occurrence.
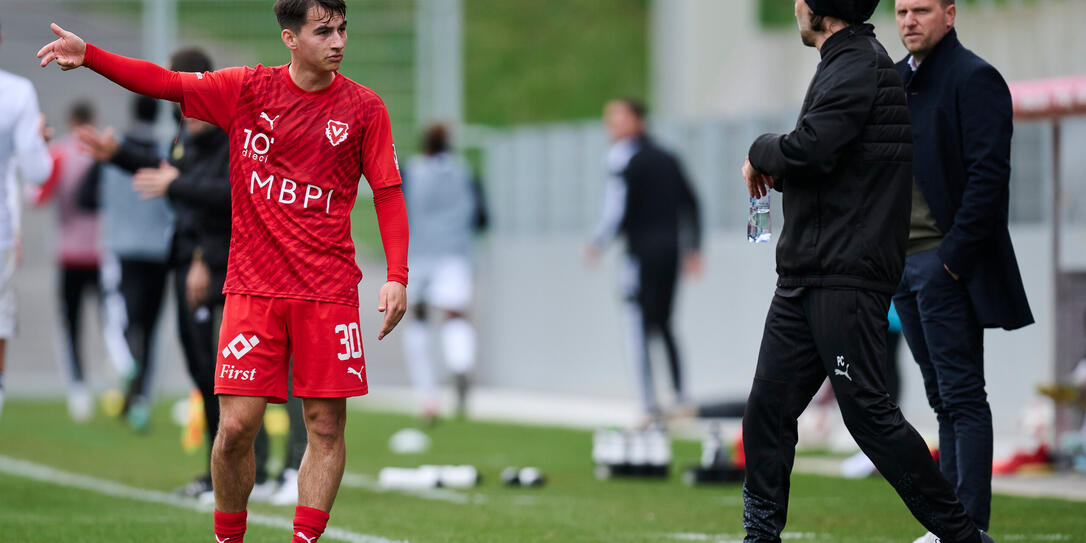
[38,1,408,541]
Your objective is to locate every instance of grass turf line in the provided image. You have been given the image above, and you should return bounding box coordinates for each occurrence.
[0,399,1082,542]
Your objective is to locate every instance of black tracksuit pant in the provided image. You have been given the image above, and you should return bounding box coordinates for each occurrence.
[120,259,169,402]
[624,246,684,413]
[742,287,978,543]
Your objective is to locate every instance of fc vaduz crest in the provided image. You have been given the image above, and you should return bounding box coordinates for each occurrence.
[325,120,349,146]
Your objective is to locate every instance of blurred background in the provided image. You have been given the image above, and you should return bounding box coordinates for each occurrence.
[2,0,1085,460]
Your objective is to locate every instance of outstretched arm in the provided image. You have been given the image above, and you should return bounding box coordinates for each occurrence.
[38,23,183,102]
[39,23,244,129]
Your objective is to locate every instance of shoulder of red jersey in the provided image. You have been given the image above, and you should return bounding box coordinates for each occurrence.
[336,73,388,109]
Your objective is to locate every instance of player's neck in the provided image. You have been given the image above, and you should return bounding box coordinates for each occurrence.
[288,60,336,92]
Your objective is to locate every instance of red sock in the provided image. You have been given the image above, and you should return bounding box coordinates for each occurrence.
[214,509,247,543]
[292,505,330,543]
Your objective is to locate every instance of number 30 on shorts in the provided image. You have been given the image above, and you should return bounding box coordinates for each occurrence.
[335,322,363,360]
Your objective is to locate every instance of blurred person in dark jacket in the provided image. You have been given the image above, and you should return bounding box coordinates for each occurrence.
[586,97,702,421]
[893,2,1033,540]
[739,1,990,542]
[77,95,174,431]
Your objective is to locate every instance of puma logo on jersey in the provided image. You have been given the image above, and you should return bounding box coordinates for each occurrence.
[325,120,349,146]
[295,532,317,543]
[347,365,365,383]
[260,112,280,130]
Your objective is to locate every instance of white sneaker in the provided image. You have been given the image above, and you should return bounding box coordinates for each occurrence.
[840,451,876,479]
[912,532,939,543]
[270,468,299,505]
[67,385,93,423]
[248,479,279,503]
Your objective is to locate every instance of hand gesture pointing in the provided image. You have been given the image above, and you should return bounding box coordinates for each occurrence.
[37,23,87,71]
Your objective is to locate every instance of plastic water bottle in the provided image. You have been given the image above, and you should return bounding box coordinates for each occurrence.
[747,194,771,243]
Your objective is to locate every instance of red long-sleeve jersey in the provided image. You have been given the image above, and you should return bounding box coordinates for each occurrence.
[83,44,408,306]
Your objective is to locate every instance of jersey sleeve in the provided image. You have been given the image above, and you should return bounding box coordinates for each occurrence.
[13,82,53,185]
[360,96,402,189]
[177,67,247,130]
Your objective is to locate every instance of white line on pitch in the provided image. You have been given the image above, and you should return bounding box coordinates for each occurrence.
[0,455,405,543]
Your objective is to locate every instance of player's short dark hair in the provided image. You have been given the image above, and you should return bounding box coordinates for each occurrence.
[132,95,159,123]
[169,47,213,73]
[69,101,95,126]
[423,123,449,155]
[275,0,346,33]
[618,98,647,121]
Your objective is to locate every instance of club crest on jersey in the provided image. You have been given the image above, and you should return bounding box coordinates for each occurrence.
[325,120,349,146]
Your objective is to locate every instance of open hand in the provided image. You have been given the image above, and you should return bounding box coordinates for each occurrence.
[186,259,211,309]
[376,281,406,340]
[74,125,118,162]
[37,23,87,71]
[132,161,179,199]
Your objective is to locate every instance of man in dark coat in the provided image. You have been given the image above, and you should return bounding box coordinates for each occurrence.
[739,1,990,542]
[894,1,1033,539]
[587,98,702,420]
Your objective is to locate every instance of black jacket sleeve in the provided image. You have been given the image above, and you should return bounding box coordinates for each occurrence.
[110,139,161,173]
[166,146,231,214]
[936,65,1013,277]
[749,49,877,180]
[75,162,102,211]
[675,159,701,252]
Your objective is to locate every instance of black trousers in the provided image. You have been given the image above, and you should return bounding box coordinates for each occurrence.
[895,248,991,530]
[625,248,684,412]
[119,259,169,401]
[742,287,977,543]
[59,266,100,384]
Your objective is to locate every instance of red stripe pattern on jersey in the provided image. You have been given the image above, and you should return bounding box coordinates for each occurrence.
[177,65,404,306]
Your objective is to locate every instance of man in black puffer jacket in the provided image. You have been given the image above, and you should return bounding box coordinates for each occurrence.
[739,2,990,543]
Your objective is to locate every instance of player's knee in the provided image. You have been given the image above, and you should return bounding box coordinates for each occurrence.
[216,417,259,455]
[304,411,345,446]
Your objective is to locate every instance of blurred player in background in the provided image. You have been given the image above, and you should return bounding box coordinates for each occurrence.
[76,95,173,430]
[33,101,123,423]
[586,98,701,422]
[402,123,482,421]
[0,17,54,419]
[38,0,409,540]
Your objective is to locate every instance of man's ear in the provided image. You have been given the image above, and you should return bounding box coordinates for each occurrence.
[281,28,297,50]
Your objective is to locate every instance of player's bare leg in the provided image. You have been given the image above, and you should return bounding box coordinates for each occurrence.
[212,395,267,511]
[297,397,347,511]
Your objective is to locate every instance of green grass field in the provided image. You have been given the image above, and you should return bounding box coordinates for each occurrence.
[0,399,1082,542]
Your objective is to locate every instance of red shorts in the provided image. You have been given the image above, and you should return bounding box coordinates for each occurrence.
[215,294,368,403]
